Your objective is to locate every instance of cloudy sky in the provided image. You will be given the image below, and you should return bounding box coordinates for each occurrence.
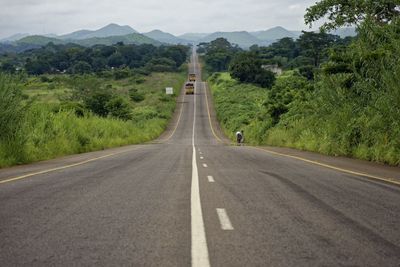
[0,0,319,38]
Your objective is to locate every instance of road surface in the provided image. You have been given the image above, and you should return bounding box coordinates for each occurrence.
[1,50,400,266]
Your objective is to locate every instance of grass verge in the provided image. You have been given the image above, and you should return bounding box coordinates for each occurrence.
[0,71,186,168]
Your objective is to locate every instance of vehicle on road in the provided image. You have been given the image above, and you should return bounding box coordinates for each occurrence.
[189,73,196,82]
[185,82,194,94]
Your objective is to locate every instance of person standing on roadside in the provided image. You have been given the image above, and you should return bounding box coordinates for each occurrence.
[236,130,244,145]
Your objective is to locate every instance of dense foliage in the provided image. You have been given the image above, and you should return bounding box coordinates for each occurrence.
[0,42,189,75]
[197,38,241,72]
[305,0,400,31]
[207,1,400,165]
[229,52,275,88]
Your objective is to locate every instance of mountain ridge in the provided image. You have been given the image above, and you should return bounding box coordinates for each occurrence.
[142,30,189,44]
[60,23,138,40]
[1,24,358,52]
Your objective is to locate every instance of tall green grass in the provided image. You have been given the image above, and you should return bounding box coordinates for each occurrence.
[0,71,185,168]
[209,71,400,166]
[0,74,29,165]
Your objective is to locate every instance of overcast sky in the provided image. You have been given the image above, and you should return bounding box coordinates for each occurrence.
[0,0,319,38]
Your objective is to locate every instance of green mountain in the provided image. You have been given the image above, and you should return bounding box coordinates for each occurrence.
[17,35,65,46]
[12,32,159,50]
[0,33,30,43]
[143,30,189,44]
[199,31,266,48]
[251,26,297,41]
[60,23,138,40]
[75,33,160,46]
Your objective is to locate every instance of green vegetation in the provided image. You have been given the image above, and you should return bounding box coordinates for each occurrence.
[198,38,240,73]
[1,42,188,75]
[0,70,186,168]
[305,0,400,31]
[15,33,159,47]
[209,73,268,144]
[17,35,65,46]
[207,0,400,165]
[229,52,275,88]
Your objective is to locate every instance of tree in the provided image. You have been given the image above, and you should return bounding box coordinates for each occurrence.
[146,57,176,72]
[108,52,125,68]
[202,38,241,72]
[298,31,338,67]
[254,70,276,88]
[229,52,276,88]
[305,0,400,31]
[91,57,107,72]
[70,61,92,74]
[25,58,51,75]
[84,90,113,117]
[105,96,132,120]
[229,52,261,83]
[0,61,16,74]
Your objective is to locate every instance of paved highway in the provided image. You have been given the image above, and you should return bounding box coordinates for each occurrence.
[1,50,400,266]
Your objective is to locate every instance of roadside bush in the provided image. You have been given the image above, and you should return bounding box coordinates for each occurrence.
[0,74,28,164]
[106,96,132,120]
[129,88,145,102]
[70,61,92,74]
[114,68,131,80]
[84,90,113,117]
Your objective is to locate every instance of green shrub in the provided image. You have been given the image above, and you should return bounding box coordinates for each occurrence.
[106,96,132,120]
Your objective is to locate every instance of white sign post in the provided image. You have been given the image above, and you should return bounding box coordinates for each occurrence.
[165,87,173,95]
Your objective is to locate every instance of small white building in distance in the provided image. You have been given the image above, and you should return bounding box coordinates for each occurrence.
[261,64,283,76]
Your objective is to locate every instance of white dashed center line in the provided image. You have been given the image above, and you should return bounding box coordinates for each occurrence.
[216,208,234,230]
[200,156,204,159]
[207,176,215,182]
[202,163,208,168]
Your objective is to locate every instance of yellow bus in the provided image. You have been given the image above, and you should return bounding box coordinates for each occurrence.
[189,73,196,82]
[185,82,194,94]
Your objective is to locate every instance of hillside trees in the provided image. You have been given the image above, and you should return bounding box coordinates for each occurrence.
[298,31,339,67]
[229,52,275,88]
[199,38,241,72]
[10,42,189,75]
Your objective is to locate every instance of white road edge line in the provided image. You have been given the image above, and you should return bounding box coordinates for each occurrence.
[207,176,215,183]
[202,164,208,168]
[191,50,210,267]
[216,208,234,230]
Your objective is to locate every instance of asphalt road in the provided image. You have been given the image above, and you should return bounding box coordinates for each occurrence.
[1,50,400,267]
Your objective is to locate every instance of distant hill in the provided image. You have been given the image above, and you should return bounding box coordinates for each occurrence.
[60,23,138,40]
[251,26,297,41]
[75,33,160,46]
[0,33,30,43]
[0,43,43,54]
[17,35,65,46]
[199,31,266,48]
[8,32,159,52]
[178,33,209,42]
[143,30,189,44]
